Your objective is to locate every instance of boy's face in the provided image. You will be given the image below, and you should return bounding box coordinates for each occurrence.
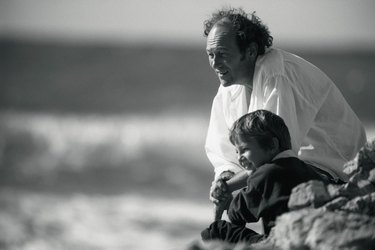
[234,135,275,171]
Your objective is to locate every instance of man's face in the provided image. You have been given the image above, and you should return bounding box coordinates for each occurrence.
[206,22,253,87]
[234,135,274,171]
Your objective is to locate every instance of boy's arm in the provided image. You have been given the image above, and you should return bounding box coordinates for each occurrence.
[212,171,249,221]
[210,170,249,204]
[226,170,251,193]
[227,183,261,225]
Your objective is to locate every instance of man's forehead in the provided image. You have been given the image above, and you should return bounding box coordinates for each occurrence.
[206,22,236,49]
[209,20,234,37]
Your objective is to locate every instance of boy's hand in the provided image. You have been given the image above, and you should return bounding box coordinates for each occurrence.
[214,193,233,221]
[210,171,234,204]
[210,179,230,204]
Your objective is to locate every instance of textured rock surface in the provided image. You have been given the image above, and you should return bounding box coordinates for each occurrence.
[271,209,375,250]
[288,180,330,210]
[276,139,375,250]
[338,192,375,216]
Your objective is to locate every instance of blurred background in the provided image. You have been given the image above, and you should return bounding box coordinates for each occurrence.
[0,0,374,249]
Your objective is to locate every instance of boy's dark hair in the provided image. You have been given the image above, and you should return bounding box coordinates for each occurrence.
[203,7,273,55]
[229,110,292,151]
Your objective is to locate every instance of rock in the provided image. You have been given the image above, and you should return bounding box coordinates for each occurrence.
[270,209,322,249]
[326,183,343,199]
[369,168,375,184]
[305,210,375,250]
[271,209,375,250]
[343,154,359,178]
[324,192,375,216]
[331,169,375,200]
[343,139,375,180]
[288,180,330,210]
[332,180,375,200]
[358,139,375,170]
[323,140,375,201]
[340,192,375,216]
[324,196,350,211]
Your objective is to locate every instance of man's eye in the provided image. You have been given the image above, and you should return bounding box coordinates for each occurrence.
[217,51,228,58]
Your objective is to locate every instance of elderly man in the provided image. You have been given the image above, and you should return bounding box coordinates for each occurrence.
[204,7,366,204]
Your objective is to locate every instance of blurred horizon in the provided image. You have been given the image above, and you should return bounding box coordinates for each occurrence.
[1,38,375,121]
[1,0,375,51]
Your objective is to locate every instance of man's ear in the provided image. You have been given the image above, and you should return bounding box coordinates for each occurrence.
[246,42,258,60]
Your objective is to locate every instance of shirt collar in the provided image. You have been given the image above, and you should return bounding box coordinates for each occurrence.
[272,149,296,161]
[245,149,297,176]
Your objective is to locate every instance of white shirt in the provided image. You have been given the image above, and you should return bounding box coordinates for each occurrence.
[205,48,367,182]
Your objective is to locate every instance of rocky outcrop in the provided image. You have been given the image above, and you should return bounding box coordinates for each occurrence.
[287,180,330,209]
[188,139,375,250]
[270,208,375,250]
[270,139,375,250]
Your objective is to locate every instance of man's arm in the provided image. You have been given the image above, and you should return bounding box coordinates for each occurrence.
[205,87,242,179]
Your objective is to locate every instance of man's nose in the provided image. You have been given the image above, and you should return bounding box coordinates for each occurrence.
[210,56,222,69]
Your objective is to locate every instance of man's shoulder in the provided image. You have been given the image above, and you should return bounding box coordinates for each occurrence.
[256,48,310,78]
[255,48,287,78]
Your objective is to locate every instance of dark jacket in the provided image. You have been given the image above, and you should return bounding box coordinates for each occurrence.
[228,157,324,235]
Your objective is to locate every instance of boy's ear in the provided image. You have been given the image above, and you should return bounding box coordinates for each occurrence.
[271,137,280,154]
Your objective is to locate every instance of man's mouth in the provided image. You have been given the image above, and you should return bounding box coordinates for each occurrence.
[217,70,228,77]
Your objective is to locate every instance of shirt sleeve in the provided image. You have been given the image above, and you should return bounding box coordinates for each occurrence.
[261,75,319,152]
[205,89,242,180]
[227,184,262,225]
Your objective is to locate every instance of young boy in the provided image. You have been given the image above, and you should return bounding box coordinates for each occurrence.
[201,110,326,244]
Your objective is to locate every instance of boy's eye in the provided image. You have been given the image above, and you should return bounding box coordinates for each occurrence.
[236,148,245,155]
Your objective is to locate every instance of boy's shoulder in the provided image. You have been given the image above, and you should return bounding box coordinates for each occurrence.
[249,157,306,183]
[263,156,304,170]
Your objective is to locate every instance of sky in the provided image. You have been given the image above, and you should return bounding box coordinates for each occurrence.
[1,0,375,50]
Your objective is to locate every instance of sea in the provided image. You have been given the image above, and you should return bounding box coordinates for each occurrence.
[0,40,374,250]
